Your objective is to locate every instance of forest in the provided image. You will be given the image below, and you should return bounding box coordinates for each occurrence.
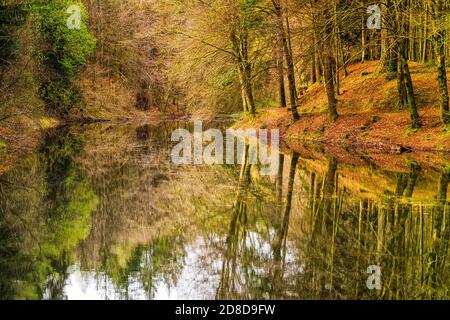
[1,1,450,132]
[1,0,450,302]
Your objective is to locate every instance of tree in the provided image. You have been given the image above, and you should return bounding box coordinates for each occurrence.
[230,9,257,115]
[272,1,287,108]
[392,0,420,128]
[272,0,300,120]
[430,0,450,125]
[315,0,339,122]
[35,0,96,117]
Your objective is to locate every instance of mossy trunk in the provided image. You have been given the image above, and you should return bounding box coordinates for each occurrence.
[323,51,339,122]
[320,2,339,123]
[382,0,398,75]
[434,34,450,125]
[431,0,450,125]
[400,54,420,128]
[396,1,420,128]
[311,50,317,84]
[397,53,407,107]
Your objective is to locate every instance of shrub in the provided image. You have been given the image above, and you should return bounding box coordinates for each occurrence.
[32,0,96,116]
[34,0,96,77]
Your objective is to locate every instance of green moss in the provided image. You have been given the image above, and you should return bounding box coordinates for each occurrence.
[0,140,6,151]
[303,132,322,140]
[405,127,420,137]
[443,125,450,135]
[386,71,397,81]
[38,117,59,129]
[286,119,295,127]
[360,151,369,160]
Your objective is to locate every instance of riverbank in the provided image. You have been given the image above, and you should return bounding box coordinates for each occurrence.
[0,111,166,177]
[236,61,450,154]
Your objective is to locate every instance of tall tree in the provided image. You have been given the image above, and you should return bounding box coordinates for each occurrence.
[430,0,450,125]
[394,0,420,128]
[272,0,300,120]
[316,0,339,122]
[231,23,257,115]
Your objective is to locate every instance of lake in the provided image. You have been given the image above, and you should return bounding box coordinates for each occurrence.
[0,120,449,300]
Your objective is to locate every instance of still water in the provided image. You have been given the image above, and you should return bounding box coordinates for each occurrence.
[0,121,449,300]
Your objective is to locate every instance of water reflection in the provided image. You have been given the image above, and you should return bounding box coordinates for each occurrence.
[0,127,98,300]
[0,121,449,300]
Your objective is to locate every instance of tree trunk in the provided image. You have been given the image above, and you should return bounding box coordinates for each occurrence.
[231,29,256,115]
[400,47,420,128]
[323,51,339,122]
[397,50,408,107]
[311,50,317,84]
[333,0,340,95]
[361,6,366,63]
[243,63,256,115]
[275,25,287,108]
[380,21,389,70]
[272,0,300,121]
[397,0,420,128]
[434,32,450,125]
[422,4,428,63]
[241,87,249,112]
[384,0,398,75]
[320,2,339,122]
[431,0,450,125]
[313,20,323,81]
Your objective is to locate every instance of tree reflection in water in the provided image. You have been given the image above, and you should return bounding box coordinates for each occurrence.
[0,122,449,300]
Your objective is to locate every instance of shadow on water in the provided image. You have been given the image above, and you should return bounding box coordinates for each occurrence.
[0,121,449,300]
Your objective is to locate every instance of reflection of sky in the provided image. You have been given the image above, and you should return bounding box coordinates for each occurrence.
[48,233,298,300]
[54,238,221,300]
[60,269,178,300]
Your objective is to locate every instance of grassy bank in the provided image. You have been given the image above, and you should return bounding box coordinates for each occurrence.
[237,61,450,153]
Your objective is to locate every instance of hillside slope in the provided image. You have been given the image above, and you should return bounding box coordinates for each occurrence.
[238,61,450,153]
